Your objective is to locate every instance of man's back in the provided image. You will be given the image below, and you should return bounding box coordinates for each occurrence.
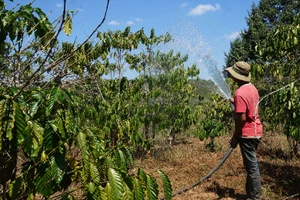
[234,83,262,137]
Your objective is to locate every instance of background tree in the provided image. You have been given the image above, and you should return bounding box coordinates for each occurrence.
[225,0,299,67]
[255,12,300,156]
[194,93,233,151]
[224,0,300,156]
[0,1,54,87]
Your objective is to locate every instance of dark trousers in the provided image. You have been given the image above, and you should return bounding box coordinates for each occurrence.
[239,138,262,200]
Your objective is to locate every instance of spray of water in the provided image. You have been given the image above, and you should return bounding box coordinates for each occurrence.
[161,21,231,99]
[202,54,231,99]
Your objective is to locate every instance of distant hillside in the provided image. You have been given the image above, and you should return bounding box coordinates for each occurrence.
[188,79,221,102]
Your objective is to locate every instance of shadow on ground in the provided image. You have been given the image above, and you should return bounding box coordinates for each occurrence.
[206,181,236,199]
[260,161,300,198]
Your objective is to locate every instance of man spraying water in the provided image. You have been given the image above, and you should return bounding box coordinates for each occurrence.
[226,61,263,200]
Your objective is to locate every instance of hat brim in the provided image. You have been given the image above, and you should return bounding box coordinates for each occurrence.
[226,67,251,82]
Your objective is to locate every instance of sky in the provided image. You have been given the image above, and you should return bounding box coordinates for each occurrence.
[6,0,260,80]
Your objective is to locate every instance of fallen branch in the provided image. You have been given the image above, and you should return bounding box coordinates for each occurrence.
[284,193,300,200]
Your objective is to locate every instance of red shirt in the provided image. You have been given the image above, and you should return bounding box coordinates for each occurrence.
[234,83,263,138]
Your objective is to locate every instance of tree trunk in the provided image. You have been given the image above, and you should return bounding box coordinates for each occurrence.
[144,120,149,140]
[168,128,175,145]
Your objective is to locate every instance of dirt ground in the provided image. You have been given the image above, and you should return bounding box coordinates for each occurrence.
[134,132,300,200]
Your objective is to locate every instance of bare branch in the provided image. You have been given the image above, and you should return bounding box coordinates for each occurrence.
[13,0,110,99]
[13,0,68,99]
[41,0,111,75]
[284,193,300,200]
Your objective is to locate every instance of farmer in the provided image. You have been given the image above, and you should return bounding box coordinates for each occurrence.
[226,61,263,200]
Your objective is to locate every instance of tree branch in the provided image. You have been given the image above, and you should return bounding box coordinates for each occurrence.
[13,0,68,99]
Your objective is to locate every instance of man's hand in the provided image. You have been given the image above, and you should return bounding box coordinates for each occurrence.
[230,136,239,148]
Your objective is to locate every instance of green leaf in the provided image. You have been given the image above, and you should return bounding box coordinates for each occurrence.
[32,122,44,154]
[146,175,158,200]
[108,168,124,200]
[122,146,134,168]
[56,112,66,139]
[138,168,147,186]
[87,183,108,199]
[294,36,298,45]
[105,183,113,200]
[6,108,14,141]
[115,149,127,171]
[26,193,34,200]
[122,185,134,200]
[158,170,172,200]
[123,26,131,37]
[13,101,26,144]
[9,177,22,199]
[34,156,63,197]
[77,131,86,150]
[47,87,60,116]
[34,7,47,21]
[133,178,144,200]
[90,163,100,185]
[29,93,42,118]
[0,1,5,9]
[43,124,57,152]
[99,185,108,200]
[0,100,7,150]
[64,13,72,36]
[87,182,97,199]
[23,121,44,158]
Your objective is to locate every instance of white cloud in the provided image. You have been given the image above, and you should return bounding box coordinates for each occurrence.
[56,3,63,8]
[136,18,143,22]
[224,31,240,40]
[188,3,220,16]
[126,21,134,25]
[108,20,121,25]
[181,2,188,8]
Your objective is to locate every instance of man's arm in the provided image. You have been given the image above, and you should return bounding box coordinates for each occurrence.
[231,112,246,148]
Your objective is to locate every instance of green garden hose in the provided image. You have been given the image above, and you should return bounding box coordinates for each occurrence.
[169,147,234,197]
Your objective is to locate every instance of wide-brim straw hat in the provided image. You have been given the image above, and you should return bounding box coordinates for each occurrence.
[225,61,251,82]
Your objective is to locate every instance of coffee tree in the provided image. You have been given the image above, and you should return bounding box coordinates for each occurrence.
[255,13,300,156]
[0,0,173,199]
[195,93,232,151]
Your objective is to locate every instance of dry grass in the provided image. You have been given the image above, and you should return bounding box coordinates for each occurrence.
[134,132,300,200]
